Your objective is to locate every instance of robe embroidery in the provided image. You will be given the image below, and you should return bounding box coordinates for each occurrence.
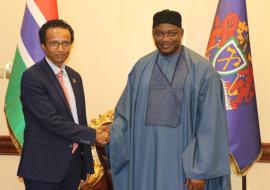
[146,51,188,127]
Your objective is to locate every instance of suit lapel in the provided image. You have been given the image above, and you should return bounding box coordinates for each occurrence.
[40,59,73,118]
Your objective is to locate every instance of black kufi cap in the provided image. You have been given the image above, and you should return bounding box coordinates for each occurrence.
[153,9,182,28]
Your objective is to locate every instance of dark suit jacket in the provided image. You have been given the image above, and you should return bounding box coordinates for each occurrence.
[17,58,96,183]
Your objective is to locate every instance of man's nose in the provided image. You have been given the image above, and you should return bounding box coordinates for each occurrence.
[56,44,65,51]
[161,34,171,41]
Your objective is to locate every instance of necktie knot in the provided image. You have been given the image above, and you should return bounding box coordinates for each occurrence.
[56,70,69,105]
[57,70,63,79]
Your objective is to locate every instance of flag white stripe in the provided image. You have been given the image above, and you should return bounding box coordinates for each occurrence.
[18,36,35,68]
[27,0,47,27]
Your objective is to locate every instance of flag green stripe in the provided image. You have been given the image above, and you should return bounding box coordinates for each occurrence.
[5,48,27,146]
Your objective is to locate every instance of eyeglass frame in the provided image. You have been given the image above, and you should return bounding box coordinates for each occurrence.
[46,40,72,49]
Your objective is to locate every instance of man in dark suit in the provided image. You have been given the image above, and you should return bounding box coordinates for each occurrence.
[17,19,109,190]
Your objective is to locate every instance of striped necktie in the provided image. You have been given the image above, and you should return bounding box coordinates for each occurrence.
[56,70,78,154]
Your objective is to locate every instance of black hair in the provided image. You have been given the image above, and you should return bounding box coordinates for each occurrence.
[39,19,74,44]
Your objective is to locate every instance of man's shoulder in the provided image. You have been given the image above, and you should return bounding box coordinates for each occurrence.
[132,50,157,70]
[65,65,80,76]
[183,47,220,84]
[23,58,45,76]
[184,47,216,73]
[138,50,157,64]
[184,47,209,65]
[125,50,157,82]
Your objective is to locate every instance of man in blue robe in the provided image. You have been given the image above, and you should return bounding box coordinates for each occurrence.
[110,9,231,190]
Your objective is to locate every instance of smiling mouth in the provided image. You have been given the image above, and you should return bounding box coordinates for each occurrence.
[55,54,66,58]
[160,44,172,49]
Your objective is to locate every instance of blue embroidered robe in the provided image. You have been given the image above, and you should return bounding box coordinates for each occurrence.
[110,47,231,190]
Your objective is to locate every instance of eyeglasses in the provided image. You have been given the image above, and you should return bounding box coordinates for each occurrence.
[47,41,72,49]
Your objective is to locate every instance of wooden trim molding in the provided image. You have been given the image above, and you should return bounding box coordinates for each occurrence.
[258,143,270,163]
[0,135,270,162]
[0,135,19,155]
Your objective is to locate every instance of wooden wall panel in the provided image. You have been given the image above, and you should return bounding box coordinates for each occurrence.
[1,135,270,163]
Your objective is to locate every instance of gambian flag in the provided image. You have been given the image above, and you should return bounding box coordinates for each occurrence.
[205,0,261,175]
[4,0,58,151]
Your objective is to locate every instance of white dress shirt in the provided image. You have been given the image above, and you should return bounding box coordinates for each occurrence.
[46,57,79,124]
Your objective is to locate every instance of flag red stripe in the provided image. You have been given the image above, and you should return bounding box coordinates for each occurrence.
[34,0,58,20]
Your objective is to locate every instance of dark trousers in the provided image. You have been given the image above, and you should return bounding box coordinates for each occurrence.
[24,150,82,190]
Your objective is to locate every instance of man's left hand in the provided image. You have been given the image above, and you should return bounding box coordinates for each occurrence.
[185,179,206,190]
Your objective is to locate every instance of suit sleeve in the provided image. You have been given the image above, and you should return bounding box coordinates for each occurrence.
[21,70,96,145]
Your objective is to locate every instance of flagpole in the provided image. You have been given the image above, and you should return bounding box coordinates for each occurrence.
[242,176,246,190]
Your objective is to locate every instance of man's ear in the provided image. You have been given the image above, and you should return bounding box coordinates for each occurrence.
[41,43,45,51]
[180,28,184,36]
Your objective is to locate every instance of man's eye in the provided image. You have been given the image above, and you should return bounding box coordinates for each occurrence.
[62,41,70,47]
[51,41,59,46]
[168,32,177,36]
[155,32,162,37]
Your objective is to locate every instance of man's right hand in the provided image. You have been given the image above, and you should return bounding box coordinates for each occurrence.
[95,125,110,146]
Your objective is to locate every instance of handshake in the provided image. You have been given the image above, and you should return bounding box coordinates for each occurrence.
[95,125,110,146]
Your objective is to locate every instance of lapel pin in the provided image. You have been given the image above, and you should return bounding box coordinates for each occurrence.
[72,78,76,84]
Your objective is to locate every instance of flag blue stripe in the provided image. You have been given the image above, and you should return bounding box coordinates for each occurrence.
[21,6,44,63]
